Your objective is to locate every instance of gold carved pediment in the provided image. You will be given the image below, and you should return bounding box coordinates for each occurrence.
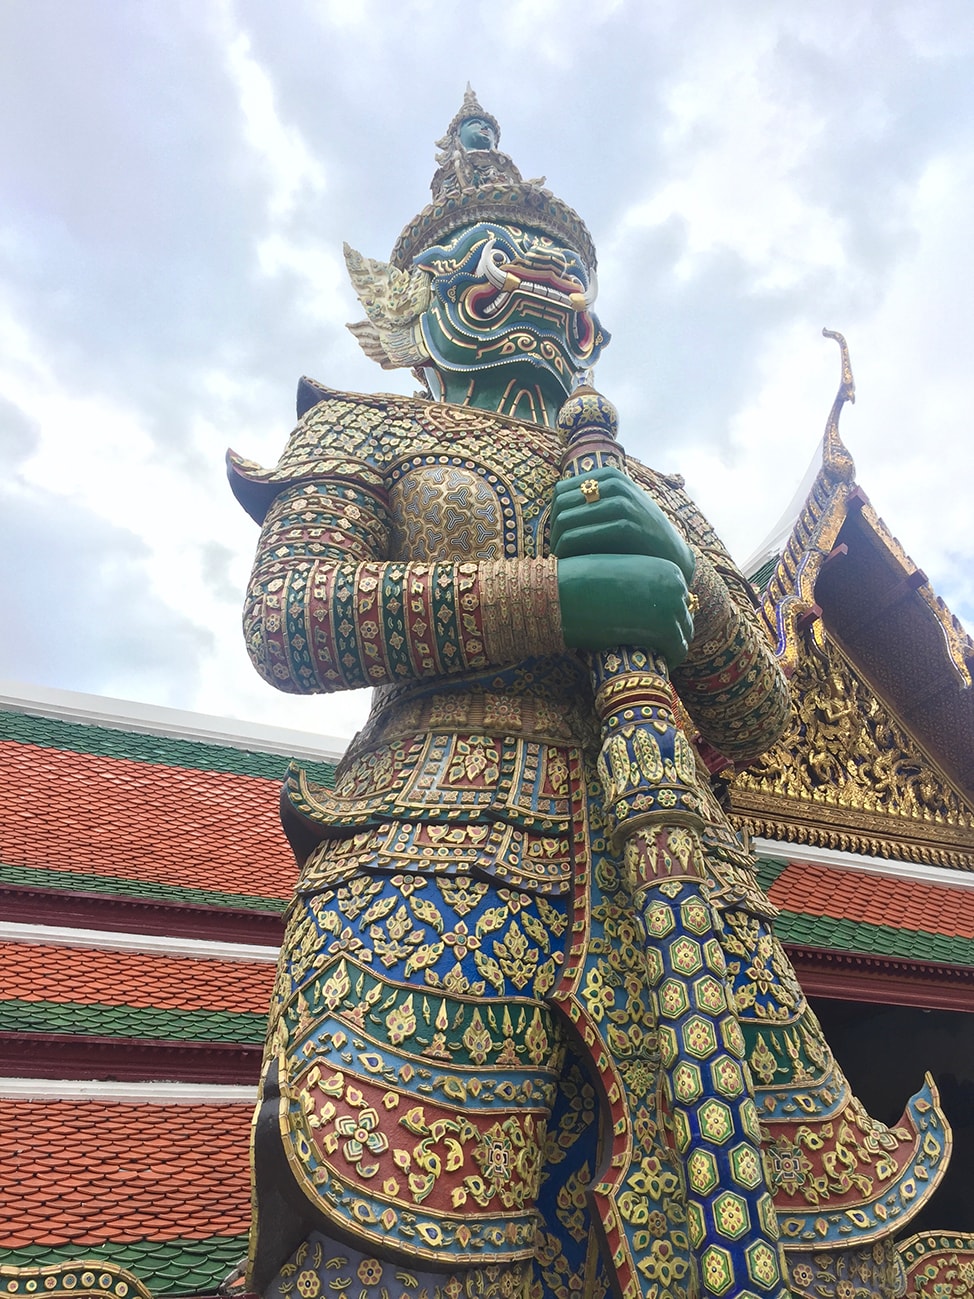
[728,633,974,869]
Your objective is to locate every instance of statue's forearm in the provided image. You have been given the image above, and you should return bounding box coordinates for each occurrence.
[673,553,790,765]
[244,482,563,694]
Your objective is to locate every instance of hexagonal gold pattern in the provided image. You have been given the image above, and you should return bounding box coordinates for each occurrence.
[686,1199,705,1248]
[713,1190,751,1240]
[687,1147,719,1195]
[683,1015,718,1058]
[670,936,703,975]
[719,1015,745,1058]
[693,974,727,1014]
[740,1097,762,1143]
[644,946,664,984]
[698,1097,734,1143]
[680,898,710,933]
[729,1142,764,1190]
[672,1108,691,1152]
[711,1055,745,1098]
[745,1241,780,1288]
[701,1245,735,1296]
[757,1192,780,1241]
[703,937,726,972]
[658,977,690,1019]
[646,901,675,937]
[658,1024,678,1067]
[673,1060,703,1103]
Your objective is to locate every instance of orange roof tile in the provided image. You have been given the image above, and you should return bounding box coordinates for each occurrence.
[0,1100,253,1247]
[768,862,974,938]
[0,943,275,1014]
[0,740,296,899]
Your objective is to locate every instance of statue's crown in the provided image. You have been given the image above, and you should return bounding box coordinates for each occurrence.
[391,87,597,273]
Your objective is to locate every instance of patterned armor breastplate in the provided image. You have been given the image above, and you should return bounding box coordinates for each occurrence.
[388,462,507,561]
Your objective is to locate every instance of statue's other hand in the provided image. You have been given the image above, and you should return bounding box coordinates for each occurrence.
[558,553,694,665]
[550,466,695,582]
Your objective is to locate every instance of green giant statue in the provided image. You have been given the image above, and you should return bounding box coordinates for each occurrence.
[229,90,949,1299]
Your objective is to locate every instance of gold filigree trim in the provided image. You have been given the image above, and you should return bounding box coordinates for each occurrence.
[480,557,565,665]
[820,328,856,486]
[729,635,974,869]
[760,332,859,674]
[736,636,974,825]
[730,806,974,872]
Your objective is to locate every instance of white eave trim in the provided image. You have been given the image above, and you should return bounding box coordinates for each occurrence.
[0,1076,257,1103]
[0,678,348,764]
[0,919,280,962]
[752,836,974,890]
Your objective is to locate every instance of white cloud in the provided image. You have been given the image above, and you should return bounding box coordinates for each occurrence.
[1,0,972,741]
[223,25,326,222]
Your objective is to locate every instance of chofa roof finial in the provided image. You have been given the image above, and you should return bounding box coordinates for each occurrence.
[821,327,856,483]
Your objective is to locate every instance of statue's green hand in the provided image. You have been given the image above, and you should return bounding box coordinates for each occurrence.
[550,466,695,582]
[558,553,694,664]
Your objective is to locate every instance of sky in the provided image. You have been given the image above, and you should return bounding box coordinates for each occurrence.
[2,0,974,743]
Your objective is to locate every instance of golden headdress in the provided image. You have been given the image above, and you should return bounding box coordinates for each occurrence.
[390,87,597,273]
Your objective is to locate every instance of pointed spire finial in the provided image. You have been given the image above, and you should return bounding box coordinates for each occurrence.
[821,327,856,483]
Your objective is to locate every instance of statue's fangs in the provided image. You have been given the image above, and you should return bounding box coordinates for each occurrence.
[228,87,950,1299]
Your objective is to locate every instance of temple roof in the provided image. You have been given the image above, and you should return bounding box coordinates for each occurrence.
[0,935,274,1067]
[0,688,339,937]
[0,687,338,1295]
[0,1092,252,1297]
[733,333,974,869]
[754,847,974,1010]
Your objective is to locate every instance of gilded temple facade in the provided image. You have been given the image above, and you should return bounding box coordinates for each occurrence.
[727,336,974,1297]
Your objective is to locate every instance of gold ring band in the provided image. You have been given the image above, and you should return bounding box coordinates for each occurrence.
[687,592,699,615]
[580,479,600,504]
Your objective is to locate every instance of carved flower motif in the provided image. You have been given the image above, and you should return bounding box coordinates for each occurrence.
[335,1106,388,1176]
[389,872,427,898]
[581,967,615,1022]
[768,1140,813,1195]
[477,1127,513,1183]
[437,874,488,917]
[442,920,481,960]
[356,1259,384,1286]
[646,1210,668,1236]
[462,1010,494,1065]
[748,1035,779,1084]
[791,1264,814,1289]
[622,1057,655,1097]
[641,1239,681,1287]
[295,1271,320,1298]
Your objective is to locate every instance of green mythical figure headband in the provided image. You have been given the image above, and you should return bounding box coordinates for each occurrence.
[344,88,609,415]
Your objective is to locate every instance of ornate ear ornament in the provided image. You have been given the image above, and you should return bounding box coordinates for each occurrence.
[343,243,432,370]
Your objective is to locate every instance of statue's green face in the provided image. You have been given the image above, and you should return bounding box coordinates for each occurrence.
[457,116,497,150]
[414,222,609,415]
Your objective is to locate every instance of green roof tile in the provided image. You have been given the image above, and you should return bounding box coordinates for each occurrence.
[0,1236,246,1298]
[0,1001,267,1044]
[775,908,974,967]
[748,554,780,593]
[0,710,336,787]
[0,861,289,912]
[753,856,789,892]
